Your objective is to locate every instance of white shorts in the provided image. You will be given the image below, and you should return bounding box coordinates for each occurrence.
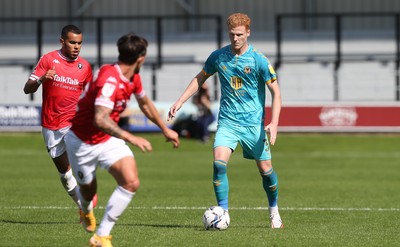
[42,126,71,158]
[65,131,134,185]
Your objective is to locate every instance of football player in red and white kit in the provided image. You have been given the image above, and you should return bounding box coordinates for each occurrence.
[65,33,180,247]
[23,25,97,215]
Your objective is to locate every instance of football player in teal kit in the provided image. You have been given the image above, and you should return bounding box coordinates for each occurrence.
[168,13,283,228]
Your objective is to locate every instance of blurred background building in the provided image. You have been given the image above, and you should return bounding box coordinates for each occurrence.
[1,0,400,131]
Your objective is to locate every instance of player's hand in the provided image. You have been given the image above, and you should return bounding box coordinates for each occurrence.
[40,66,57,83]
[163,128,180,148]
[43,66,57,82]
[167,101,183,121]
[127,135,152,152]
[264,123,278,146]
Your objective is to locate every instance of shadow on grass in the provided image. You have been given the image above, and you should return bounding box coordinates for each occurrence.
[0,219,71,225]
[119,222,201,229]
[0,219,200,229]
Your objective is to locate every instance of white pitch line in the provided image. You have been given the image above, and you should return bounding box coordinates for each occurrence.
[0,206,399,212]
[151,206,400,212]
[281,207,400,212]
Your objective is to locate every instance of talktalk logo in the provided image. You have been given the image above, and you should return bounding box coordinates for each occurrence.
[319,107,358,126]
[54,75,79,85]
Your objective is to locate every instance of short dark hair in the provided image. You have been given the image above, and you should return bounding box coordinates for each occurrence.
[61,25,82,39]
[117,33,148,65]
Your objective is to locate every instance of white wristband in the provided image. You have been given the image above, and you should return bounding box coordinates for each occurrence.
[36,79,42,85]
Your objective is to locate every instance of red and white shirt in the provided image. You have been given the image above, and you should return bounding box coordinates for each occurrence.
[30,50,92,130]
[71,64,145,144]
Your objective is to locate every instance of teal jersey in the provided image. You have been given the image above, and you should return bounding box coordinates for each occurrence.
[203,44,277,126]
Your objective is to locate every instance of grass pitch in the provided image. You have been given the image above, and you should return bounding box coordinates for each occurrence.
[0,132,399,246]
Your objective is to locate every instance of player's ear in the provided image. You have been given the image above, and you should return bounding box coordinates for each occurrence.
[60,38,64,45]
[137,55,146,64]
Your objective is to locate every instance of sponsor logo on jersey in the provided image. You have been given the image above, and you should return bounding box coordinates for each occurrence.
[230,76,243,90]
[53,75,79,85]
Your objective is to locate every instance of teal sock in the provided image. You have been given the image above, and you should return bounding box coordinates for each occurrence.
[261,168,278,207]
[213,160,229,210]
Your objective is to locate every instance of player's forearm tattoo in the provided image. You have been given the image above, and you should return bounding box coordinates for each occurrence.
[94,106,125,139]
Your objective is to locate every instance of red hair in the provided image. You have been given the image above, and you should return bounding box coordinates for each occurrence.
[226,13,251,30]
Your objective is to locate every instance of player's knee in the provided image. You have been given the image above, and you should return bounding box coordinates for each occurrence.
[258,160,273,172]
[124,178,140,192]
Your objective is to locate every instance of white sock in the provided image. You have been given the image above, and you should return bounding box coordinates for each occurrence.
[96,186,135,236]
[59,169,80,207]
[269,206,279,215]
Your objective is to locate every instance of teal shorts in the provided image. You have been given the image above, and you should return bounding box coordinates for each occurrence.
[213,124,271,160]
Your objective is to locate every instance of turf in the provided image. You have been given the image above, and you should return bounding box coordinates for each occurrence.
[0,132,399,246]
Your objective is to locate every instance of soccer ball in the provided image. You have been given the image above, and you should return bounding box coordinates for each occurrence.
[202,206,230,230]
